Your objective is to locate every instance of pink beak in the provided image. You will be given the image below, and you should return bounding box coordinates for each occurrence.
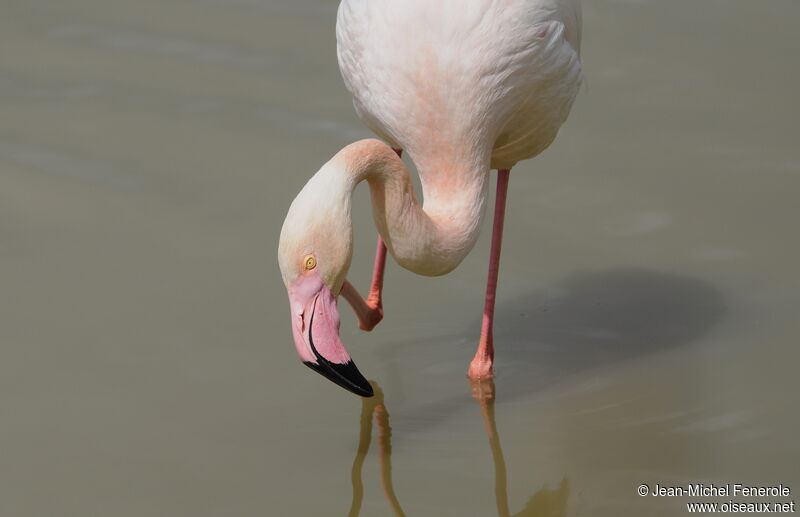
[288,272,373,397]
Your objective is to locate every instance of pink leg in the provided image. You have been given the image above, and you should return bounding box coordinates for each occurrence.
[341,148,402,331]
[366,236,388,314]
[468,169,511,379]
[341,279,383,331]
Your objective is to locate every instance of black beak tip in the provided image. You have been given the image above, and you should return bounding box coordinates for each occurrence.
[304,360,374,398]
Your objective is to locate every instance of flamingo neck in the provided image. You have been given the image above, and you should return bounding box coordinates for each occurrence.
[335,139,489,276]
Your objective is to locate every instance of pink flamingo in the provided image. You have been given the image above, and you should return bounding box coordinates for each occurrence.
[278,0,583,396]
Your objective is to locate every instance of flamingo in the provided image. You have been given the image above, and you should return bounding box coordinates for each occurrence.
[278,0,583,396]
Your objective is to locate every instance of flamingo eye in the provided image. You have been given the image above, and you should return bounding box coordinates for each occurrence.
[303,254,317,270]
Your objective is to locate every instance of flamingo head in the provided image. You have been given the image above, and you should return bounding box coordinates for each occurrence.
[277,160,373,397]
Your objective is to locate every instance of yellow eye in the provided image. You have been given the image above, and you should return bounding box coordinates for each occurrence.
[303,254,316,270]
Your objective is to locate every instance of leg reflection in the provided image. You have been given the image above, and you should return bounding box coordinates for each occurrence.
[349,381,406,517]
[350,380,568,516]
[348,385,374,517]
[471,378,511,517]
[470,378,570,517]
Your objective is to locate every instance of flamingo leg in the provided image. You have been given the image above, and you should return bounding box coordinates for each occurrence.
[366,236,388,315]
[468,168,511,379]
[340,148,402,331]
[340,278,383,331]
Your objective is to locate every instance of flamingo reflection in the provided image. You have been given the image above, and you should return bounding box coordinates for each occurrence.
[349,382,406,517]
[349,380,569,516]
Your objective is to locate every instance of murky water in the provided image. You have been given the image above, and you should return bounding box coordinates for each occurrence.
[2,1,799,515]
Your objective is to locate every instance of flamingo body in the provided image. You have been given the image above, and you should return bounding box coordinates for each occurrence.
[337,0,582,172]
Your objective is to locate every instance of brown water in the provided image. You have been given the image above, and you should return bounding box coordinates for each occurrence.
[2,0,799,515]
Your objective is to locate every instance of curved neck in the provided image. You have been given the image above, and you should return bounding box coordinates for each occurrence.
[334,139,489,276]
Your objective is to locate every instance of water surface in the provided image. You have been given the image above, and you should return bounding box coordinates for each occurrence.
[2,0,799,515]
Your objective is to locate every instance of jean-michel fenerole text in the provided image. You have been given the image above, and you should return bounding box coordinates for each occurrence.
[651,484,791,498]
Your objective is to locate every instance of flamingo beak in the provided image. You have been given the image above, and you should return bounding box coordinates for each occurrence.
[288,272,373,397]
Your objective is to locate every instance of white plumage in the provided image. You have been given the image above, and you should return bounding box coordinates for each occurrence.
[336,0,582,172]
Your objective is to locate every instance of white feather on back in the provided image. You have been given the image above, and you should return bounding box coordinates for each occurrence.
[336,0,583,171]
